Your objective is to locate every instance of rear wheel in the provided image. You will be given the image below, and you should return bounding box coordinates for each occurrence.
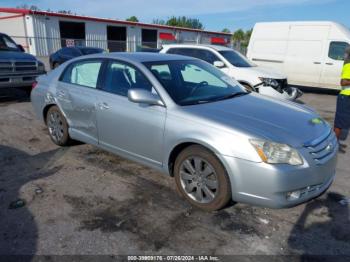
[46,106,70,146]
[174,145,231,211]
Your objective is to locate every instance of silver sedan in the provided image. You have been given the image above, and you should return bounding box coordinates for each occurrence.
[31,52,338,211]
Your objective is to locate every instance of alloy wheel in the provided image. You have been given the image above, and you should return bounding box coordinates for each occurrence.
[179,156,219,204]
[47,110,64,143]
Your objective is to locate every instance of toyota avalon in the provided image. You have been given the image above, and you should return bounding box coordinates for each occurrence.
[31,53,338,211]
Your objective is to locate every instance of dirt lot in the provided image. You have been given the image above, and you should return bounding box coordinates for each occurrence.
[0,88,350,257]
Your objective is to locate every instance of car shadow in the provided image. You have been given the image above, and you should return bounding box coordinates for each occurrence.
[294,85,339,96]
[0,88,31,106]
[0,145,64,257]
[288,192,350,257]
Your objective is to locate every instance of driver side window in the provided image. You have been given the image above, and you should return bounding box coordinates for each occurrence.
[101,61,155,96]
[329,42,349,61]
[180,64,228,88]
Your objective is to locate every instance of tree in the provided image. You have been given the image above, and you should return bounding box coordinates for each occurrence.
[17,4,40,11]
[232,28,253,54]
[126,16,139,22]
[232,29,245,42]
[244,29,253,43]
[222,28,231,33]
[152,19,166,25]
[153,16,204,30]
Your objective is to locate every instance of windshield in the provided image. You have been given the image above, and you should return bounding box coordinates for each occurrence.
[219,50,255,68]
[79,48,104,55]
[0,35,20,51]
[143,60,247,106]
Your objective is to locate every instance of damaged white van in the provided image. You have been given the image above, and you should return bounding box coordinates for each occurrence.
[247,21,350,90]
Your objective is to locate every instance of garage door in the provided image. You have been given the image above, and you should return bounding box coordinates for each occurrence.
[59,21,85,47]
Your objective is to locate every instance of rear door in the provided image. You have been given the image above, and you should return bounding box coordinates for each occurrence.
[320,41,349,89]
[56,59,104,144]
[96,59,166,166]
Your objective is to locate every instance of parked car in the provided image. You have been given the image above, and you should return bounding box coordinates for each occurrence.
[0,32,45,90]
[247,21,350,90]
[161,44,302,100]
[49,47,105,69]
[31,52,337,211]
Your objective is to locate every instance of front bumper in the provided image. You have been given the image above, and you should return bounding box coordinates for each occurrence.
[221,145,338,208]
[0,72,45,88]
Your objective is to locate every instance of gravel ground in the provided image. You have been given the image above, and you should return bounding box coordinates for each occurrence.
[0,87,349,257]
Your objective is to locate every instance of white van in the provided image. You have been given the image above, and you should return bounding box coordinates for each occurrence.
[247,21,350,90]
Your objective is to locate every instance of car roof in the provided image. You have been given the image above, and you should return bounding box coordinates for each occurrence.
[86,52,195,62]
[163,44,232,51]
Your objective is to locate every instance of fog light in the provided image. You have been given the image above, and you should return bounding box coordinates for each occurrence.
[286,190,302,200]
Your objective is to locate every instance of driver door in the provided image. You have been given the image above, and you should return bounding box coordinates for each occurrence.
[96,60,166,166]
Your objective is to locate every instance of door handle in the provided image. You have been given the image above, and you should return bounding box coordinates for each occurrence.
[326,62,334,65]
[313,62,321,64]
[98,102,110,110]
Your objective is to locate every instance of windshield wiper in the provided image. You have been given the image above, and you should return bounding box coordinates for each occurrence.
[213,91,250,101]
[180,100,211,106]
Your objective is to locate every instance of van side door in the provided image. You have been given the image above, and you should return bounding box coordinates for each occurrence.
[320,41,349,89]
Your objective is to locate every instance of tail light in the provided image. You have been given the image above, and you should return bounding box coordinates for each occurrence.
[32,81,38,89]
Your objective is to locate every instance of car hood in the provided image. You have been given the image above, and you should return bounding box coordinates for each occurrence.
[236,66,286,80]
[0,51,37,61]
[180,93,330,147]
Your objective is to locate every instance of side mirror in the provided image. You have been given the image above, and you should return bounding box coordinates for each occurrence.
[128,89,164,106]
[213,61,225,68]
[17,44,25,52]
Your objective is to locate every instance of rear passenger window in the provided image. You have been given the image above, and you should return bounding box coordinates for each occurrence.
[167,48,219,65]
[329,42,349,61]
[167,48,197,58]
[61,60,102,88]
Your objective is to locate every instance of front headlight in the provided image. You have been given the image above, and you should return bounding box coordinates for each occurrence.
[259,77,279,88]
[250,139,303,166]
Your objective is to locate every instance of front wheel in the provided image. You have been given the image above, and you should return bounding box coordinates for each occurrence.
[174,145,231,211]
[46,106,71,146]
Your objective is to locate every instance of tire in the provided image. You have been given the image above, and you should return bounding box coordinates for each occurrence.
[46,106,71,146]
[174,145,231,211]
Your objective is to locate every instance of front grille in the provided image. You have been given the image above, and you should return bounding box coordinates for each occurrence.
[304,130,337,165]
[0,60,38,74]
[14,61,37,72]
[0,61,13,73]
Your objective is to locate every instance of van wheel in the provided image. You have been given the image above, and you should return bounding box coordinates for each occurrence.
[174,145,231,211]
[46,106,70,146]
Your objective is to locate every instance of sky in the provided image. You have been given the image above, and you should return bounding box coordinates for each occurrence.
[1,0,349,32]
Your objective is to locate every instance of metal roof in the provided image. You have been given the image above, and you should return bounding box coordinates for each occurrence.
[0,7,232,36]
